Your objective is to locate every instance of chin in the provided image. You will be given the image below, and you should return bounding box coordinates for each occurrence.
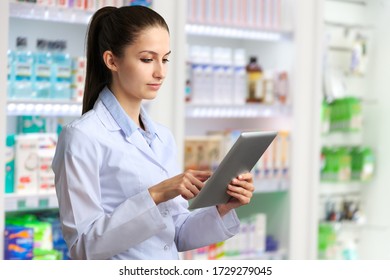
[144,93,158,100]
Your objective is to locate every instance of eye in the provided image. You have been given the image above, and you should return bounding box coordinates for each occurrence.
[163,58,170,64]
[140,58,153,63]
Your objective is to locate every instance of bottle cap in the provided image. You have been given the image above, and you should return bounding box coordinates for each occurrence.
[16,37,27,48]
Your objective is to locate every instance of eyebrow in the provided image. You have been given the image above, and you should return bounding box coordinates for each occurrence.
[139,50,172,56]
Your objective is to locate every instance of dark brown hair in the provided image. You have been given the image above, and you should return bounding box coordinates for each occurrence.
[82,5,169,114]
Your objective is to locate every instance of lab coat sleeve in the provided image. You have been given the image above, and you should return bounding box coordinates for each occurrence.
[171,196,240,251]
[52,126,166,260]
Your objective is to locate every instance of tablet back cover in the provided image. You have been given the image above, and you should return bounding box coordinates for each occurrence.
[188,131,277,210]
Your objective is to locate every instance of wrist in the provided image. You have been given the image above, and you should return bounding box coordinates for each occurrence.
[148,188,161,205]
[216,204,231,217]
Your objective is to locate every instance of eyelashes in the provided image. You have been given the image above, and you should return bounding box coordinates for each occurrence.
[140,58,170,63]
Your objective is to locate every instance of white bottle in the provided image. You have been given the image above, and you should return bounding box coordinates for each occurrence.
[221,48,233,104]
[200,46,213,104]
[263,70,275,104]
[233,49,247,105]
[212,47,225,104]
[189,45,204,104]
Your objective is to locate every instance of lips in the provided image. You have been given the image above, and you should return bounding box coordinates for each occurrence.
[147,83,162,91]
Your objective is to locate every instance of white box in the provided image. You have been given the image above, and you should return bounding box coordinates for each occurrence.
[15,135,40,194]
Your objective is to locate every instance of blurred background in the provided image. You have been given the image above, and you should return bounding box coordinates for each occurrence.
[0,0,389,260]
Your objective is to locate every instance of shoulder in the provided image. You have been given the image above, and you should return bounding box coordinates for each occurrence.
[64,111,99,136]
[58,110,104,151]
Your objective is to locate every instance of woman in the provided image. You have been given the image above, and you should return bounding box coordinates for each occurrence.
[52,5,255,260]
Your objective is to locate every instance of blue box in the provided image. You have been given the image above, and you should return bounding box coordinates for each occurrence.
[4,225,34,260]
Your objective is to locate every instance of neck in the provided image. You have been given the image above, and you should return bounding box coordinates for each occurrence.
[108,84,142,127]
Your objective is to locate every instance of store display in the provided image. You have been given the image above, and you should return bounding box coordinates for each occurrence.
[182,213,268,260]
[187,0,282,29]
[4,212,69,260]
[8,38,86,102]
[315,0,390,260]
[186,45,290,106]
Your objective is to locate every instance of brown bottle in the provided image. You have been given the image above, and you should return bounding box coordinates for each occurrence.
[246,56,263,103]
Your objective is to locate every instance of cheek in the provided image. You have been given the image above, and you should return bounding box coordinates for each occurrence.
[118,65,139,84]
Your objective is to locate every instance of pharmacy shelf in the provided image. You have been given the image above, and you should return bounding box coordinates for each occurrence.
[7,99,82,116]
[320,182,365,196]
[186,24,292,41]
[185,104,292,118]
[321,131,363,146]
[254,178,289,193]
[9,1,93,25]
[221,248,287,260]
[320,221,365,230]
[5,192,58,212]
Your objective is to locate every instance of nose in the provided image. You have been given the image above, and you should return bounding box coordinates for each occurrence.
[153,61,166,80]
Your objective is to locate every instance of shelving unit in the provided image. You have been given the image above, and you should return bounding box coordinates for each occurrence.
[183,0,305,259]
[0,0,10,260]
[9,1,93,24]
[0,0,187,260]
[7,99,82,116]
[0,1,89,260]
[313,0,390,259]
[185,23,292,41]
[5,192,58,212]
[185,103,292,119]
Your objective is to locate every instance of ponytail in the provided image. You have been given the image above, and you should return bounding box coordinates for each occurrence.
[82,6,116,114]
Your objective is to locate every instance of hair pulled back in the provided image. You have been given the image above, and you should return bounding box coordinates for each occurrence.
[82,5,169,114]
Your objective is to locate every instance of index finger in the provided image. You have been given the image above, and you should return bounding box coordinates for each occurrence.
[188,170,212,182]
[237,172,253,181]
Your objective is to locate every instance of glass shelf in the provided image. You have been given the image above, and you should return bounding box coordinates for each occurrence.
[7,99,82,116]
[10,1,93,25]
[186,23,292,41]
[320,182,366,196]
[254,178,289,193]
[321,131,363,146]
[5,192,58,212]
[185,103,291,118]
[220,248,287,260]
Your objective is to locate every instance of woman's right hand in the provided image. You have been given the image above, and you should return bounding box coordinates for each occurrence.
[148,170,212,205]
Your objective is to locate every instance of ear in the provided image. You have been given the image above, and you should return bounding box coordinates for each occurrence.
[103,50,118,72]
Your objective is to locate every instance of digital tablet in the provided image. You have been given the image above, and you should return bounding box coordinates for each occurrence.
[188,131,278,210]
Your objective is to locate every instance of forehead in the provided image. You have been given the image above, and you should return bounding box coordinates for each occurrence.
[130,26,170,54]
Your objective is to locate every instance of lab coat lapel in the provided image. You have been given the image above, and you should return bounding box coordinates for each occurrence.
[150,137,170,170]
[126,132,165,170]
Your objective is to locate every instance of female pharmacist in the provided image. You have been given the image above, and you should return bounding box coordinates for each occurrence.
[52,6,255,260]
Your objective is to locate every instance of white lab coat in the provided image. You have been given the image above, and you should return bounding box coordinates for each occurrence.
[52,87,240,260]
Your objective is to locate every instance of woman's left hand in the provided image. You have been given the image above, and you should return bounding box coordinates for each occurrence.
[217,172,254,217]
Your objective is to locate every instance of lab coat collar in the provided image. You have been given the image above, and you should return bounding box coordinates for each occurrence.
[98,86,167,171]
[99,86,161,142]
